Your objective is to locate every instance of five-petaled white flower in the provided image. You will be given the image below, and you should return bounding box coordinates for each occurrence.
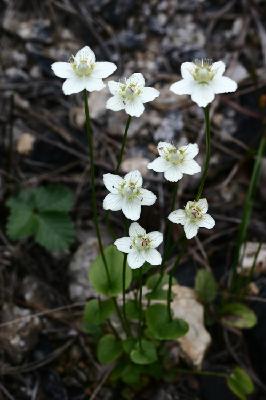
[147,142,201,182]
[168,198,215,239]
[103,170,156,221]
[114,222,163,269]
[170,59,237,108]
[106,73,159,117]
[51,46,117,95]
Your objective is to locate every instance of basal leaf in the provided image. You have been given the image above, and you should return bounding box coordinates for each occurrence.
[130,340,157,365]
[227,367,254,400]
[195,269,217,303]
[146,303,189,340]
[220,303,257,329]
[97,334,123,364]
[84,299,115,325]
[89,245,132,296]
[34,185,74,212]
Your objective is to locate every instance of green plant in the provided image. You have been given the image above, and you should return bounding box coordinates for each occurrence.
[6,185,75,252]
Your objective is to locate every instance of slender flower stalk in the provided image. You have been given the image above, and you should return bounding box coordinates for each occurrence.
[230,133,266,289]
[83,90,129,335]
[196,106,211,200]
[167,273,173,321]
[138,268,143,349]
[83,90,111,283]
[115,116,132,173]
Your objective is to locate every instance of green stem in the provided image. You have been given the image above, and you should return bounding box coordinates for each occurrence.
[138,268,143,349]
[196,106,211,201]
[163,182,178,262]
[167,273,173,321]
[122,254,128,324]
[115,115,132,173]
[230,133,266,289]
[177,367,227,379]
[83,91,129,333]
[83,90,111,284]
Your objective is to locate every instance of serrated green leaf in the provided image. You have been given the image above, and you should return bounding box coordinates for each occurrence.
[227,367,254,400]
[195,269,217,303]
[97,334,123,364]
[84,299,115,326]
[220,303,257,329]
[35,211,75,252]
[6,204,38,239]
[146,304,189,340]
[130,340,157,365]
[6,185,75,252]
[89,245,132,296]
[34,185,74,212]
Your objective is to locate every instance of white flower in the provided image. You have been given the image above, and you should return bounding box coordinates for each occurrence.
[170,59,237,108]
[51,46,117,95]
[168,198,215,239]
[114,222,163,269]
[103,170,156,221]
[147,142,201,182]
[106,73,159,117]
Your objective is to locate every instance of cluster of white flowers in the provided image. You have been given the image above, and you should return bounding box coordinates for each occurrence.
[52,46,237,109]
[51,46,236,268]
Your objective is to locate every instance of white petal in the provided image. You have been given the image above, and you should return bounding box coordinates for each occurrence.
[164,167,183,182]
[114,237,132,253]
[196,198,208,213]
[198,214,215,229]
[144,249,162,265]
[122,199,141,221]
[51,62,74,78]
[85,78,105,92]
[179,159,201,175]
[125,99,145,117]
[170,79,194,95]
[183,143,199,159]
[211,76,237,94]
[181,62,195,80]
[75,46,95,63]
[124,170,142,187]
[129,222,146,237]
[147,157,170,173]
[140,189,156,206]
[126,73,145,87]
[184,221,198,239]
[127,251,145,269]
[103,193,122,211]
[103,173,123,193]
[157,142,175,157]
[92,62,117,78]
[148,231,163,248]
[211,61,225,77]
[141,87,159,103]
[106,95,125,111]
[108,81,121,95]
[62,77,86,95]
[168,209,186,225]
[191,84,215,107]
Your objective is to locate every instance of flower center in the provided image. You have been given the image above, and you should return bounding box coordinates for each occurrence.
[161,146,186,165]
[70,56,95,77]
[119,82,142,102]
[132,234,151,251]
[192,59,214,84]
[119,180,141,200]
[186,202,203,221]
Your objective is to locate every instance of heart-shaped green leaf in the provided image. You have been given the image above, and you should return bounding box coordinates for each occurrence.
[84,299,115,326]
[89,245,132,296]
[97,334,123,364]
[130,340,157,365]
[146,304,189,340]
